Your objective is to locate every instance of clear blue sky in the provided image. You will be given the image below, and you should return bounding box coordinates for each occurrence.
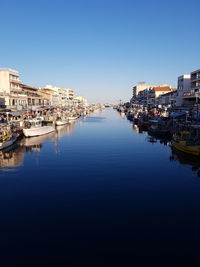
[0,0,199,103]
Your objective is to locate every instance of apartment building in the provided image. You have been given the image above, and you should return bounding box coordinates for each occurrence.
[175,74,191,107]
[0,68,27,109]
[147,86,176,108]
[131,82,153,103]
[157,90,177,107]
[181,69,200,107]
[191,69,200,93]
[45,85,74,106]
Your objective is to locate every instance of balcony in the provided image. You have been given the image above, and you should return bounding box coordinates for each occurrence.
[9,79,21,84]
[10,88,23,94]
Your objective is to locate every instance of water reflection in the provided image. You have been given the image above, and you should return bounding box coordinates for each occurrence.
[170,147,200,177]
[0,122,75,169]
[0,145,24,169]
[56,122,75,138]
[130,119,200,176]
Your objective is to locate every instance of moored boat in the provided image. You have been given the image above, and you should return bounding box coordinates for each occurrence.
[56,119,69,126]
[23,118,55,137]
[67,116,78,121]
[172,131,200,156]
[148,120,172,138]
[0,126,19,150]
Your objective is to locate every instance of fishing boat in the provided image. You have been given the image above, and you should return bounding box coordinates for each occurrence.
[56,119,69,126]
[172,131,200,156]
[23,118,55,137]
[148,120,171,138]
[67,116,78,121]
[0,126,19,150]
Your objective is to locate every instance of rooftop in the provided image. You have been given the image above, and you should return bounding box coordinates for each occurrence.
[0,68,19,74]
[153,86,174,91]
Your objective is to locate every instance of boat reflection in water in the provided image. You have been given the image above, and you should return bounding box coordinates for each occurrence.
[56,122,75,138]
[146,135,171,146]
[0,123,75,169]
[170,147,200,177]
[19,131,56,151]
[0,145,25,169]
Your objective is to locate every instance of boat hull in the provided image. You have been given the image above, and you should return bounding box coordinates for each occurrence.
[172,140,200,156]
[23,126,55,137]
[56,120,68,126]
[0,136,18,150]
[67,117,78,121]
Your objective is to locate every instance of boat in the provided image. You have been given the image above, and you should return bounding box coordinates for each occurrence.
[0,134,19,150]
[67,116,78,121]
[148,120,172,138]
[56,119,69,126]
[0,126,19,150]
[172,131,200,156]
[23,118,55,137]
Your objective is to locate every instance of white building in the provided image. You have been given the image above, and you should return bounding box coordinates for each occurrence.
[191,69,200,93]
[176,74,191,107]
[45,85,74,106]
[73,96,88,106]
[181,69,200,107]
[0,68,27,109]
[131,82,152,103]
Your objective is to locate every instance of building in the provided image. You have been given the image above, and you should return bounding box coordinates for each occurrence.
[191,69,200,93]
[0,68,27,109]
[175,74,191,107]
[131,82,152,103]
[137,89,149,106]
[147,86,176,108]
[182,69,200,107]
[157,90,177,107]
[130,82,172,105]
[45,85,74,106]
[66,88,74,100]
[73,96,88,106]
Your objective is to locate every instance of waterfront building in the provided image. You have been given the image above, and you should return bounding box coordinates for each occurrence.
[175,75,191,107]
[157,90,177,108]
[191,69,200,93]
[137,89,149,106]
[73,96,88,106]
[130,82,153,103]
[0,68,27,109]
[182,69,200,107]
[147,86,175,108]
[130,82,172,106]
[45,85,74,106]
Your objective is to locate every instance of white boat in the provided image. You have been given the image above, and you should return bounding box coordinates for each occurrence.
[56,120,69,126]
[23,119,55,137]
[20,131,55,147]
[67,116,78,121]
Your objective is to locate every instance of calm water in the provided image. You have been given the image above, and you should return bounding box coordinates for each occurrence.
[1,109,200,266]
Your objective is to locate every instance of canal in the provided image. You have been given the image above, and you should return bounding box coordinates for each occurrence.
[1,108,200,266]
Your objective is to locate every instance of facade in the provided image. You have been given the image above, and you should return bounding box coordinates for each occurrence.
[73,96,88,106]
[191,69,200,93]
[131,82,152,103]
[137,89,149,106]
[0,68,27,109]
[157,90,177,107]
[45,85,74,106]
[147,86,176,108]
[176,74,191,107]
[182,69,200,107]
